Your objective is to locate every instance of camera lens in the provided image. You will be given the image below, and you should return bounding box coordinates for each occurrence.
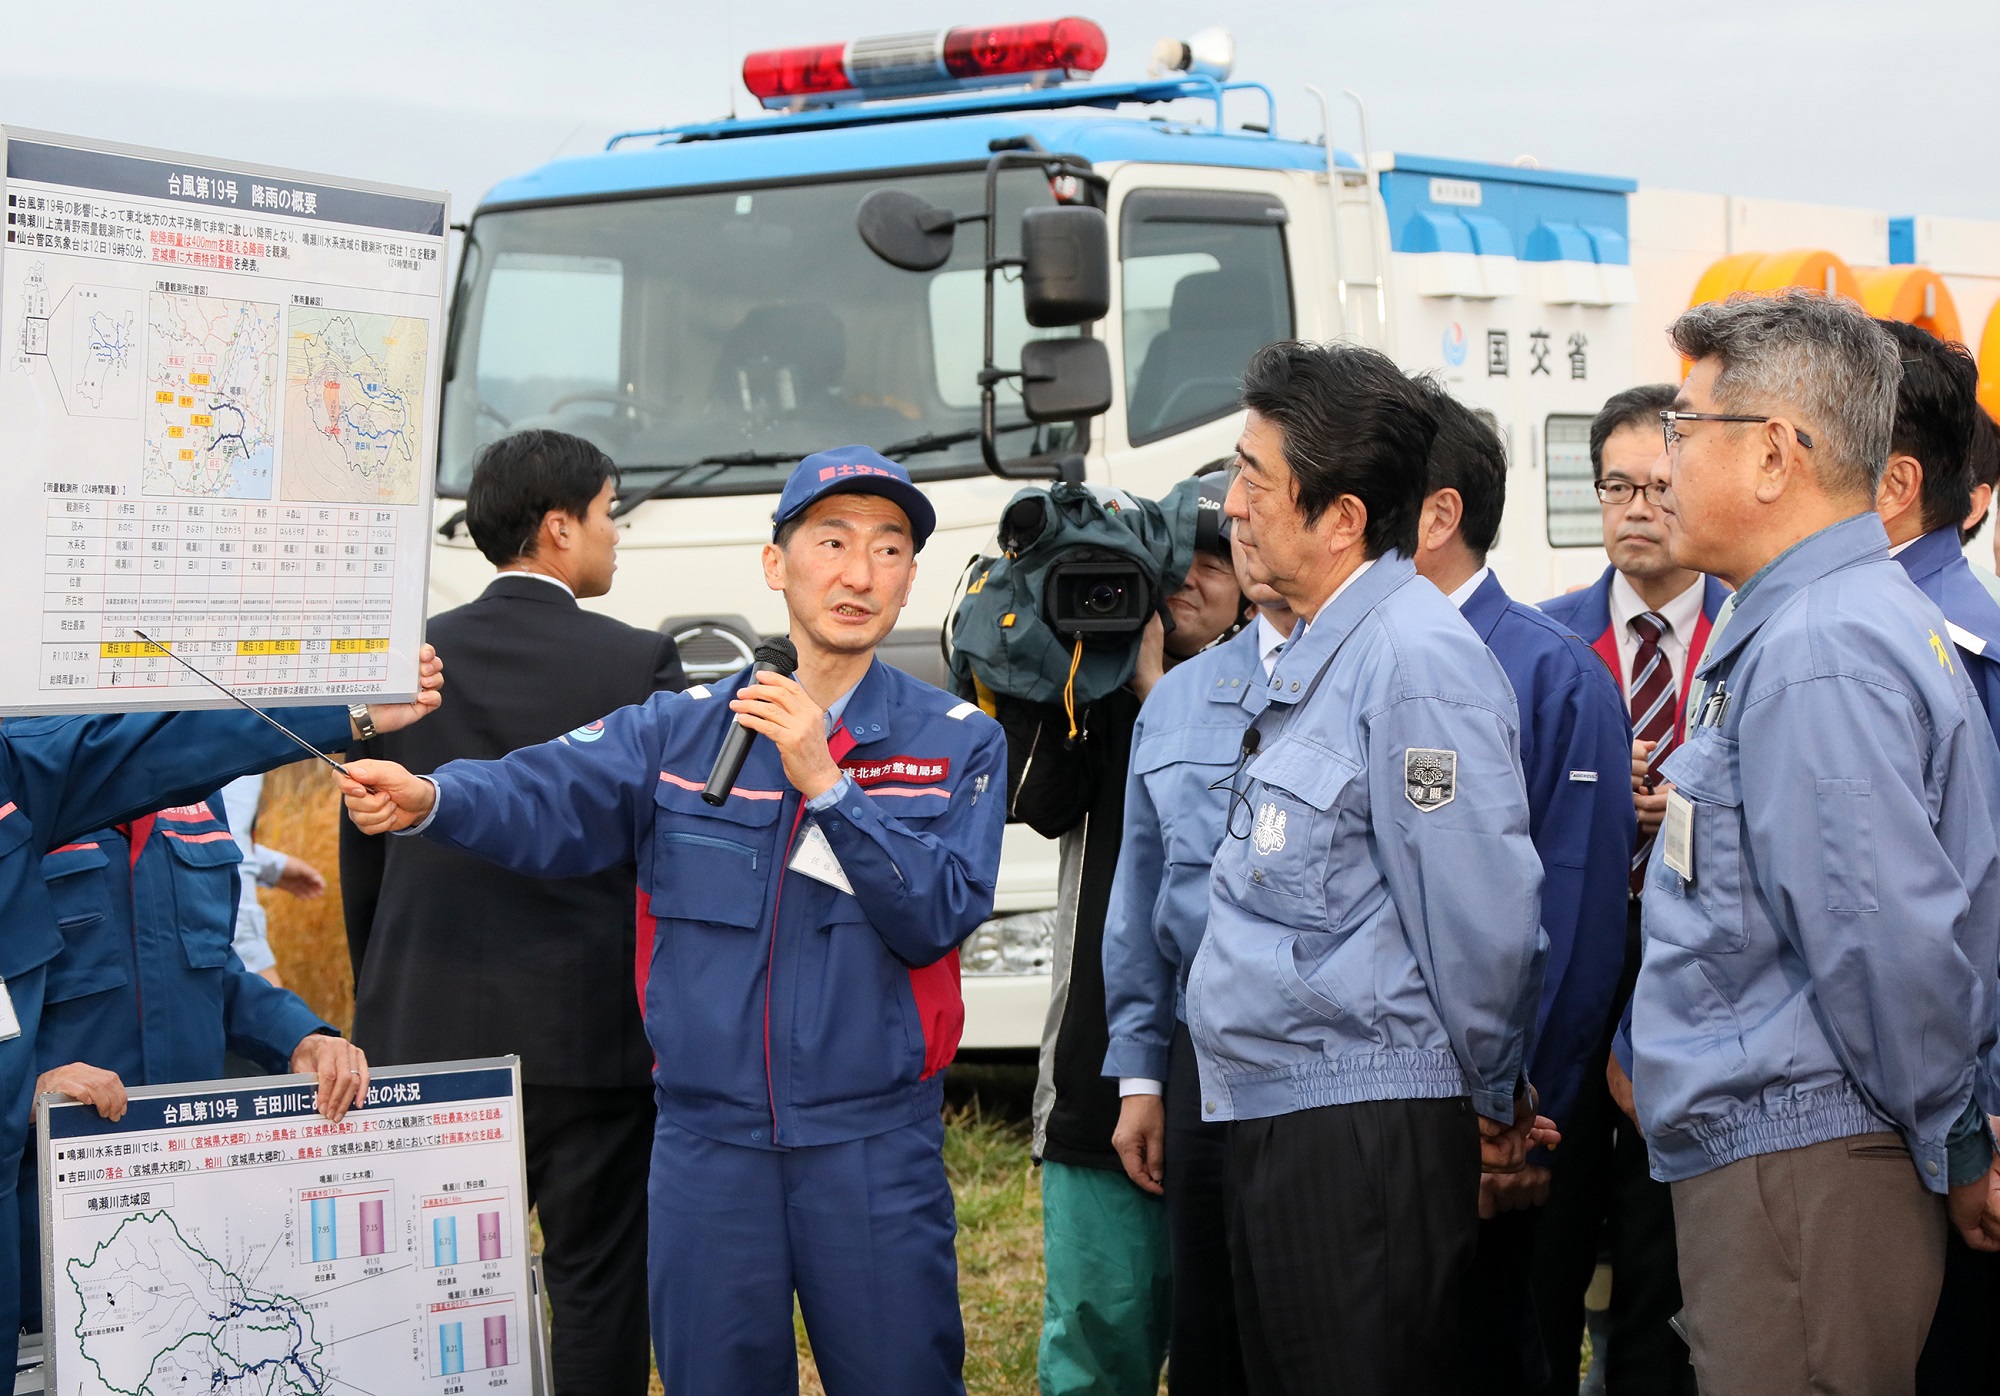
[1083,582,1124,616]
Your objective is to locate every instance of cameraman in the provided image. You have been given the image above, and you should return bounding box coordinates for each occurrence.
[999,471,1246,1396]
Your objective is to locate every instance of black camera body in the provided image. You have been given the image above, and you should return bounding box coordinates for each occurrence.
[998,493,1157,639]
[1045,551,1157,638]
[948,479,1206,709]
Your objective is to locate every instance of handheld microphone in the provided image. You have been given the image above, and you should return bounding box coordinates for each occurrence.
[703,637,800,806]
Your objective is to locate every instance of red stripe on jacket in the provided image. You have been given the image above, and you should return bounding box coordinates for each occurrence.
[910,955,964,1080]
[634,890,655,1014]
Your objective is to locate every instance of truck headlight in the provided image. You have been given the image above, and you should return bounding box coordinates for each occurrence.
[959,909,1057,976]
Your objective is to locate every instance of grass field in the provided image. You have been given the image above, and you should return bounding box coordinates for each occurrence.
[259,761,1053,1396]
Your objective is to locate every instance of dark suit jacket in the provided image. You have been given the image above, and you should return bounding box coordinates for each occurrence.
[341,573,685,1087]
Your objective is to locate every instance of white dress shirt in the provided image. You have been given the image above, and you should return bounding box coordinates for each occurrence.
[1304,557,1377,633]
[1445,565,1491,610]
[1608,572,1703,698]
[499,568,575,598]
[1256,613,1292,679]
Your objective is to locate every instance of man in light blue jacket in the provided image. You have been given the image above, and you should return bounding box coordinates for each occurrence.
[1101,533,1294,1394]
[1186,341,1547,1396]
[1639,290,2000,1394]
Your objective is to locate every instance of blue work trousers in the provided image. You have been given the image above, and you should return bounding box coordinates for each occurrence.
[0,966,47,1383]
[16,1151,42,1335]
[648,1108,963,1396]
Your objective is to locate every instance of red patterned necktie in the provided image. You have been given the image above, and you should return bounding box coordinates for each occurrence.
[1628,611,1675,894]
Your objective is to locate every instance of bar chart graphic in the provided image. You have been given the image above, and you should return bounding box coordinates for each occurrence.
[430,1297,519,1376]
[419,1189,514,1269]
[298,1185,397,1264]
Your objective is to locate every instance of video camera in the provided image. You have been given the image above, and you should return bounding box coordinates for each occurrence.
[945,473,1228,713]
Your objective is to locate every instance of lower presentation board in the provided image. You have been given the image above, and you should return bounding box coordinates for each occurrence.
[38,1057,544,1395]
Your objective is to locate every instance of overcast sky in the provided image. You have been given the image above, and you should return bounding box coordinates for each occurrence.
[6,0,1995,227]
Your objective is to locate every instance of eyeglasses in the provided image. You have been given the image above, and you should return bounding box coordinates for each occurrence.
[1593,478,1670,507]
[1659,410,1814,454]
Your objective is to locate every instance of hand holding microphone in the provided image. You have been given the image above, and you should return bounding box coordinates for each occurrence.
[715,639,846,804]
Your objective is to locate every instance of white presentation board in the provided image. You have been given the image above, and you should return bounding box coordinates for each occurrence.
[38,1058,545,1396]
[0,128,447,715]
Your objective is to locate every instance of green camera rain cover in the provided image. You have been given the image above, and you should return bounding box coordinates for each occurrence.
[947,478,1204,707]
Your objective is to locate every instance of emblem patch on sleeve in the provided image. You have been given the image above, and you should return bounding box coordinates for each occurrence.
[1252,801,1288,855]
[1405,748,1457,811]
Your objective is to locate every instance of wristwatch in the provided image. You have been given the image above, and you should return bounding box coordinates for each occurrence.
[348,703,378,741]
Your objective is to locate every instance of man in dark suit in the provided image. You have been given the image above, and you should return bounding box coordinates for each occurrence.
[342,429,684,1396]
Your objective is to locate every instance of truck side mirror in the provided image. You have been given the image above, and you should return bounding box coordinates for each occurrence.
[1021,205,1110,327]
[856,189,957,272]
[1020,339,1113,423]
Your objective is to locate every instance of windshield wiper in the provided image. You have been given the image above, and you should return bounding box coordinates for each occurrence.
[611,451,807,517]
[879,421,1036,460]
[695,449,806,467]
[608,424,1040,519]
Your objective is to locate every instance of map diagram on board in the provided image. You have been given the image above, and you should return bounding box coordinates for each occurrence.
[67,1211,325,1395]
[7,263,143,419]
[143,294,281,498]
[282,309,428,505]
[42,1061,541,1394]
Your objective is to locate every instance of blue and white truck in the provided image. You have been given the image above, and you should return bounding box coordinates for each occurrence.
[428,17,2000,1048]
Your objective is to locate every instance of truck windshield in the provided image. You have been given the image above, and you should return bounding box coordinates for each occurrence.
[439,167,1081,497]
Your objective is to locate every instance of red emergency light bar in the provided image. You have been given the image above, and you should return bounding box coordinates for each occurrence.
[743,18,1109,110]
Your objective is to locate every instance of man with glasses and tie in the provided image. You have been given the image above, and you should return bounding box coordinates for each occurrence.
[1533,384,1723,1396]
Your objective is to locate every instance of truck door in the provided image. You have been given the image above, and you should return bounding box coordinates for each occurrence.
[1106,181,1296,496]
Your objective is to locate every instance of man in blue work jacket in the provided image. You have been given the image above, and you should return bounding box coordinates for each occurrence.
[1641,291,2000,1394]
[341,448,1006,1396]
[23,795,362,1330]
[1101,525,1296,1394]
[1864,318,2000,1394]
[1409,385,1636,1393]
[1875,320,2000,715]
[0,650,440,1386]
[1186,341,1548,1396]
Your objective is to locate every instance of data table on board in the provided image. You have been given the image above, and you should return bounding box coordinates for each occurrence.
[44,497,399,696]
[0,126,447,715]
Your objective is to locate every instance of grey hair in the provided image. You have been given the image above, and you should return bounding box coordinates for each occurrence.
[1667,289,1900,497]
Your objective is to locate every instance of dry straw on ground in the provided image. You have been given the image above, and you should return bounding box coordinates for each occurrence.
[254,757,358,1032]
